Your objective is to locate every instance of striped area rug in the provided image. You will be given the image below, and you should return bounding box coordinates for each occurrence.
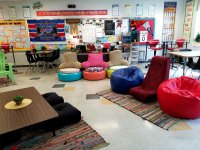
[97,90,190,131]
[6,120,109,150]
[0,77,14,88]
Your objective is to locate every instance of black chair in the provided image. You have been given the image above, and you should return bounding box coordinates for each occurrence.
[43,49,60,68]
[25,51,39,74]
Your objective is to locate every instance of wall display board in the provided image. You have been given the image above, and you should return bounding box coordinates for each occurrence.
[78,19,103,43]
[27,20,66,42]
[162,2,177,42]
[105,20,115,35]
[129,18,155,44]
[183,0,195,42]
[115,19,129,35]
[67,18,129,44]
[0,20,30,50]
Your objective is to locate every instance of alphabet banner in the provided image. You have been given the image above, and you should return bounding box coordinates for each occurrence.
[27,19,66,42]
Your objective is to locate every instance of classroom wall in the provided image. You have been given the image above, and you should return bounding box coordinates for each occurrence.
[1,0,192,65]
[0,0,186,39]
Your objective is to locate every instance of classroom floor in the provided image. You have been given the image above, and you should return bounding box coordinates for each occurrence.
[1,63,200,150]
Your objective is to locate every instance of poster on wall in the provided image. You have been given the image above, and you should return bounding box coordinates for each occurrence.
[0,6,4,19]
[115,19,129,35]
[27,20,66,42]
[162,2,177,42]
[105,20,115,35]
[124,4,132,17]
[0,20,30,50]
[23,6,31,18]
[112,4,119,16]
[82,25,96,43]
[129,18,155,44]
[148,5,155,17]
[136,4,143,16]
[183,0,195,42]
[8,6,17,18]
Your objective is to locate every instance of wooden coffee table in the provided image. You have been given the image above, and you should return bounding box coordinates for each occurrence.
[0,87,58,135]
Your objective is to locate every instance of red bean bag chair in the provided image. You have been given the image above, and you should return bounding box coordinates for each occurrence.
[129,56,170,102]
[158,76,200,119]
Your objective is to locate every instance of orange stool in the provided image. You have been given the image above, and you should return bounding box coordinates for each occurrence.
[83,70,106,80]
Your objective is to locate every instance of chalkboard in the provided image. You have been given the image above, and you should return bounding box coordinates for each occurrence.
[105,20,115,35]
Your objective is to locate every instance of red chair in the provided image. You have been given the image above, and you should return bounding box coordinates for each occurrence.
[129,56,170,102]
[1,43,10,54]
[167,38,186,51]
[148,39,163,56]
[158,76,200,119]
[103,42,111,49]
[87,44,96,52]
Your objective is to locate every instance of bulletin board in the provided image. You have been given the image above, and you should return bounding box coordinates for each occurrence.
[0,20,30,50]
[27,19,66,42]
[129,18,155,44]
[78,18,129,44]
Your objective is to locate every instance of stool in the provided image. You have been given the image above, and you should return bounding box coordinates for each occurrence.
[83,70,106,80]
[107,66,128,78]
[57,71,82,82]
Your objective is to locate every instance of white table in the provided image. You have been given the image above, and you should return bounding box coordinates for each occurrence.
[168,51,200,76]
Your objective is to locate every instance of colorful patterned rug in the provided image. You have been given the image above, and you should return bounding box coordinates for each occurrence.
[97,90,191,131]
[0,77,14,88]
[5,120,109,150]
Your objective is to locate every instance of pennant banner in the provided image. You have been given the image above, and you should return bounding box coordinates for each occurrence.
[36,10,107,16]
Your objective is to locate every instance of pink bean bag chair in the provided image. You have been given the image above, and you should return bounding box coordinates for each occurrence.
[81,53,108,69]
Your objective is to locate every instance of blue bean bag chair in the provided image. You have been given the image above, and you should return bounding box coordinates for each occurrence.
[110,66,144,94]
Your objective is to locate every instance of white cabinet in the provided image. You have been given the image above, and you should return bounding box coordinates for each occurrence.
[129,43,139,64]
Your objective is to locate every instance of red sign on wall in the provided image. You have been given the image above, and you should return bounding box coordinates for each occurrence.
[36,10,108,16]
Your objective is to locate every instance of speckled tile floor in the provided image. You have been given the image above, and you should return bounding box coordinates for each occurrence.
[1,64,200,150]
